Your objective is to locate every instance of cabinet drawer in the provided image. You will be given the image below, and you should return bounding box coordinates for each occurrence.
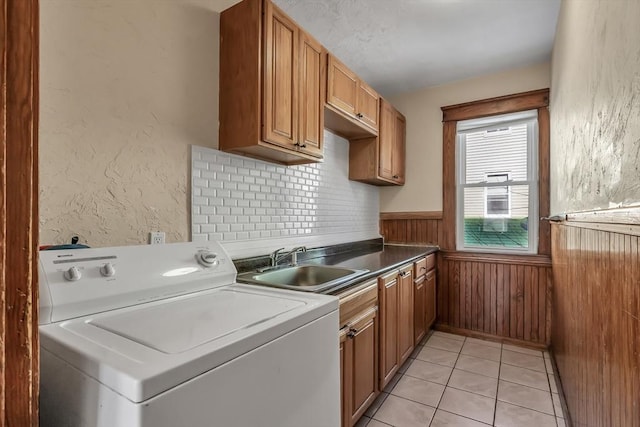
[426,253,436,272]
[414,257,427,278]
[338,280,378,327]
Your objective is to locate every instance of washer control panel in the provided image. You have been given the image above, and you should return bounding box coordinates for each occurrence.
[39,241,236,324]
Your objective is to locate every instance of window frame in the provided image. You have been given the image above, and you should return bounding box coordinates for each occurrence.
[455,112,539,254]
[440,89,550,256]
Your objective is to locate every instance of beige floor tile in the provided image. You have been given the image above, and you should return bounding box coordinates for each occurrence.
[364,392,388,417]
[557,416,566,426]
[374,395,435,427]
[501,349,547,372]
[448,369,498,398]
[465,337,502,349]
[416,346,459,367]
[494,401,557,427]
[390,375,445,407]
[499,364,550,391]
[432,331,466,342]
[461,342,501,362]
[497,380,554,415]
[502,343,544,358]
[552,392,564,417]
[438,387,495,424]
[425,335,465,353]
[455,354,500,378]
[405,359,453,385]
[549,374,558,393]
[430,409,490,427]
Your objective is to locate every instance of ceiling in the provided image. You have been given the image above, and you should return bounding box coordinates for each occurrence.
[273,0,561,97]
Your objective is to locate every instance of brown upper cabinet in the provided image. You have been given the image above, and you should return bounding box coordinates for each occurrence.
[219,0,326,165]
[325,55,380,139]
[348,99,406,185]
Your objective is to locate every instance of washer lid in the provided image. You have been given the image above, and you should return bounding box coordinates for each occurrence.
[89,289,306,354]
[40,284,338,403]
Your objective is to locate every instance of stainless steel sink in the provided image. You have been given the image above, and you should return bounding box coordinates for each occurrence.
[236,265,368,293]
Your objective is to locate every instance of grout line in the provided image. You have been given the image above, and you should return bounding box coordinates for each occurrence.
[436,409,493,426]
[493,343,503,426]
[426,336,465,427]
[498,377,550,392]
[500,360,547,374]
[495,399,557,418]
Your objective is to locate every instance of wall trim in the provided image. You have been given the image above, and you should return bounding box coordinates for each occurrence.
[441,88,550,122]
[440,250,552,267]
[566,205,640,225]
[380,211,443,220]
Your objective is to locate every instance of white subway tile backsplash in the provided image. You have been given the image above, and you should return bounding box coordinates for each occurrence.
[191,131,380,248]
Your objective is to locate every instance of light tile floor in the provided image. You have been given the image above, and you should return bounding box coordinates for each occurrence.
[357,331,566,427]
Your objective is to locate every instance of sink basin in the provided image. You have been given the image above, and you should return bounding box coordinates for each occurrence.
[237,265,368,293]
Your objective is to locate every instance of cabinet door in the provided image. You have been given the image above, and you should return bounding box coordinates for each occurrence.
[378,272,398,389]
[357,81,379,131]
[263,2,298,149]
[298,31,325,157]
[327,55,358,117]
[391,109,406,183]
[348,308,378,425]
[425,270,437,329]
[413,275,426,345]
[398,264,414,365]
[378,99,395,180]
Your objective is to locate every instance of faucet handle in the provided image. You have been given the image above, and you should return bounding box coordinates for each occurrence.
[270,247,286,266]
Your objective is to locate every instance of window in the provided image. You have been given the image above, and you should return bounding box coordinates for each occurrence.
[455,110,538,253]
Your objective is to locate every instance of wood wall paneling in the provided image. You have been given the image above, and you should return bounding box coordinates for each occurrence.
[1,0,40,425]
[552,223,640,427]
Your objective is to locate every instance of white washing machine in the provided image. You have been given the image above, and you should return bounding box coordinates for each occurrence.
[39,241,340,427]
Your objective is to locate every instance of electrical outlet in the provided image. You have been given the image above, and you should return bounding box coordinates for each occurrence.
[149,231,165,245]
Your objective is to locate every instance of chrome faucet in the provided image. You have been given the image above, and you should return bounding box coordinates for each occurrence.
[270,246,307,267]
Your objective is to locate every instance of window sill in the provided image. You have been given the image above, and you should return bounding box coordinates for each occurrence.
[440,250,551,267]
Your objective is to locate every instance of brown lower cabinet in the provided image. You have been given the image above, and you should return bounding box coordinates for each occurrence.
[338,281,379,427]
[378,263,414,390]
[339,255,437,426]
[413,255,437,345]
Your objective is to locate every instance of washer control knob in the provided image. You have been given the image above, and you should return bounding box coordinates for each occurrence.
[197,251,219,268]
[100,263,116,277]
[64,266,82,282]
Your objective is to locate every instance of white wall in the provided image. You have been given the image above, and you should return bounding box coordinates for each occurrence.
[383,62,551,213]
[39,0,238,247]
[550,0,640,215]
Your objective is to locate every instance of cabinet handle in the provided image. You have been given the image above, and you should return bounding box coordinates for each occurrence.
[420,266,426,271]
[393,175,399,179]
[300,143,307,148]
[356,113,363,119]
[347,327,357,338]
[400,271,411,278]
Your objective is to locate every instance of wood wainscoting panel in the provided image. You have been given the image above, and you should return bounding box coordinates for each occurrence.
[551,223,640,427]
[379,212,443,245]
[437,251,552,346]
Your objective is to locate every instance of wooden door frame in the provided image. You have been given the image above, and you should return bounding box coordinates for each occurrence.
[1,0,40,425]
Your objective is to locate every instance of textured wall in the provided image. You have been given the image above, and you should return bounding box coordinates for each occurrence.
[191,132,380,256]
[39,0,238,247]
[550,0,640,215]
[383,62,551,213]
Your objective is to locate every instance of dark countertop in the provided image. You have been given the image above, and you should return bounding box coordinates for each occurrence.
[233,238,439,295]
[318,244,438,295]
